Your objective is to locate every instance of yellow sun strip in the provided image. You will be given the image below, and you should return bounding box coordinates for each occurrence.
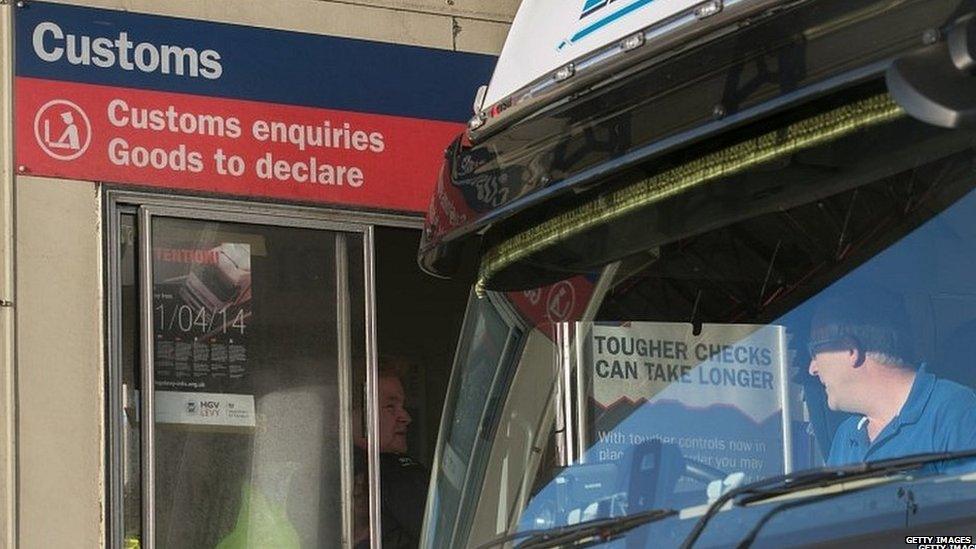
[476,93,905,296]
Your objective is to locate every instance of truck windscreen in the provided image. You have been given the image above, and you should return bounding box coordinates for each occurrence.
[424,96,976,548]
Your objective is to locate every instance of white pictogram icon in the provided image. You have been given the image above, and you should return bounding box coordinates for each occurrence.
[545,281,576,323]
[34,99,91,161]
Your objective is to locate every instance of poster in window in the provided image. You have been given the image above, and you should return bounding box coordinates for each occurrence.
[152,242,255,429]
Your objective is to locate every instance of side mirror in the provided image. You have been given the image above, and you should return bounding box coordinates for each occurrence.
[887,13,976,128]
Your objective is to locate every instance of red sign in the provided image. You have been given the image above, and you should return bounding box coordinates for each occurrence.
[15,77,463,212]
[506,276,596,339]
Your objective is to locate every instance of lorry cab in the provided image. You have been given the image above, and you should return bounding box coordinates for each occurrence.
[419,0,976,546]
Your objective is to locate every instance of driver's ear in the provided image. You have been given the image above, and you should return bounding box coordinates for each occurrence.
[850,347,865,368]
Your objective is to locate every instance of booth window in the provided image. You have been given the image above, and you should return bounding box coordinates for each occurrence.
[110,200,371,548]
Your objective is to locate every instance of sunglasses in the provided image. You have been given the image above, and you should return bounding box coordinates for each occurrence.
[806,336,860,360]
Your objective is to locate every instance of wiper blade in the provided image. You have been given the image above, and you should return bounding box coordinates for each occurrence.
[740,448,976,506]
[474,508,678,549]
[734,482,881,549]
[518,508,678,549]
[679,448,976,549]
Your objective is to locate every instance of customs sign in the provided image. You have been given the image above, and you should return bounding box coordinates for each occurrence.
[14,2,496,213]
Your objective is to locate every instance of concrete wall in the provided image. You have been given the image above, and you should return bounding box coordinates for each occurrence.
[15,177,104,549]
[1,5,16,549]
[43,0,516,54]
[0,1,518,546]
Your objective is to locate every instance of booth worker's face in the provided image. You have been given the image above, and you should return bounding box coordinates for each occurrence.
[378,376,412,454]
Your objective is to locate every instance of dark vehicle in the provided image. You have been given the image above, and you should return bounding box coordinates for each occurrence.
[419,0,976,547]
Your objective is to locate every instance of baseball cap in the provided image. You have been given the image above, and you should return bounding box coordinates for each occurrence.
[808,287,915,365]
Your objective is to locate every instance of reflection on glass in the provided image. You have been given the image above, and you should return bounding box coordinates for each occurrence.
[425,296,518,548]
[119,213,141,546]
[346,233,370,549]
[147,218,344,547]
[427,115,976,547]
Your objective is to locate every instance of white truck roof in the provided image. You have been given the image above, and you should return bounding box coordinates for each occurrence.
[483,0,705,107]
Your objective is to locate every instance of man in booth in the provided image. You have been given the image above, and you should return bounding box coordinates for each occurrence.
[356,358,429,549]
[806,289,976,474]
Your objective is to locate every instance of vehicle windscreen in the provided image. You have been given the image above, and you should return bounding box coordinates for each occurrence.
[423,97,976,547]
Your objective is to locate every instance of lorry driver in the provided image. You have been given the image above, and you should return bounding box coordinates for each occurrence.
[807,288,976,474]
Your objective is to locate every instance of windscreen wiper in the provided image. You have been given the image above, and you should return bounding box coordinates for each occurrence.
[679,448,976,549]
[733,481,882,549]
[474,507,678,549]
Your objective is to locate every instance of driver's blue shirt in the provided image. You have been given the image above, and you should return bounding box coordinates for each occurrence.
[827,366,976,474]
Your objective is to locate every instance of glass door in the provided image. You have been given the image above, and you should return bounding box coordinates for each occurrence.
[111,202,374,549]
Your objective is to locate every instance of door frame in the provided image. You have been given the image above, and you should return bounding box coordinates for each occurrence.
[104,188,414,549]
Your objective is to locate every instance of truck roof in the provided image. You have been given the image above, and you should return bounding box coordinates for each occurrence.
[483,0,706,107]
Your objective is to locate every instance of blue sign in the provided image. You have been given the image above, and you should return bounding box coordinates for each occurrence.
[15,1,496,122]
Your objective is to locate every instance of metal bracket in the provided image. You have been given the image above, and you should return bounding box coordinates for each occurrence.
[0,300,13,307]
[887,13,976,128]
